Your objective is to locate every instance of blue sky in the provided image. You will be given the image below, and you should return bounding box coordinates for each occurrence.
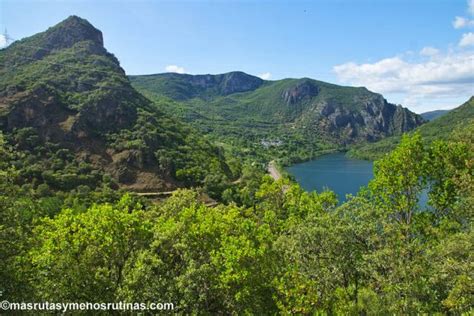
[1,0,473,112]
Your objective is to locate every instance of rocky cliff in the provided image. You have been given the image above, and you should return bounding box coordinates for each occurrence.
[129,71,264,101]
[311,93,424,142]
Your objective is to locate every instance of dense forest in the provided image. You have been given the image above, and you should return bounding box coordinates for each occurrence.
[2,126,473,314]
[1,16,473,314]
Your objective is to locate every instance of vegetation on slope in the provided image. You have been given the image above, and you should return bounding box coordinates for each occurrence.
[131,73,424,165]
[0,16,231,195]
[417,97,474,142]
[1,127,472,314]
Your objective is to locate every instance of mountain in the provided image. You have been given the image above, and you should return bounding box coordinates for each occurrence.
[348,97,474,159]
[130,72,424,162]
[420,109,449,121]
[0,16,230,192]
[416,97,474,141]
[132,72,264,101]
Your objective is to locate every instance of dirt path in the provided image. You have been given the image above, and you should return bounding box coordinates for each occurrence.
[268,160,282,181]
[135,191,175,197]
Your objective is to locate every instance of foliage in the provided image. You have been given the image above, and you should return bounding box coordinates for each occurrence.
[1,16,472,315]
[29,195,152,302]
[1,131,473,313]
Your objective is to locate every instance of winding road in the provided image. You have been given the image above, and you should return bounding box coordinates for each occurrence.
[268,160,282,181]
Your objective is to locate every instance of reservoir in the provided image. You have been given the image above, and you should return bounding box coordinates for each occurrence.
[286,153,373,202]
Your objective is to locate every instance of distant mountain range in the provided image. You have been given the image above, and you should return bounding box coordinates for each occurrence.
[131,72,424,142]
[420,109,450,121]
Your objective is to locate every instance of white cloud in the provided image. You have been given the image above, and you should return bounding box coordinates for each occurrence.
[453,16,474,28]
[333,51,474,111]
[0,34,7,48]
[165,65,186,74]
[332,0,474,112]
[258,72,272,80]
[420,46,439,56]
[459,32,474,46]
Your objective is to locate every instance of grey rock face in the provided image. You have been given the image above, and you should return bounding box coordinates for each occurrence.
[183,71,264,96]
[33,16,104,60]
[316,96,425,142]
[282,80,319,105]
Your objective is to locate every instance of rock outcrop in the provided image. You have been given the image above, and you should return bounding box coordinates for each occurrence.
[130,71,264,100]
[282,80,319,105]
[315,96,424,141]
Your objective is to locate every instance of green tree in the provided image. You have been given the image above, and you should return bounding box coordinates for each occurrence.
[368,133,426,227]
[28,194,152,302]
[121,190,278,314]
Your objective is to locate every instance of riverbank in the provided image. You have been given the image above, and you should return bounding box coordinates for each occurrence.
[281,148,343,166]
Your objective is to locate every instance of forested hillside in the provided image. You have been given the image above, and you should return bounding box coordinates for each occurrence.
[131,73,424,163]
[0,16,231,193]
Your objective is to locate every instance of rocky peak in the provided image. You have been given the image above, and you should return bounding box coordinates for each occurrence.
[6,16,104,63]
[218,72,263,95]
[282,80,319,105]
[43,15,103,49]
[186,71,263,95]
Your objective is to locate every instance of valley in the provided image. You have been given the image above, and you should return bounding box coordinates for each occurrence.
[1,14,472,315]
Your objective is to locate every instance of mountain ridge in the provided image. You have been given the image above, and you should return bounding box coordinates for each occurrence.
[131,72,425,162]
[130,71,264,101]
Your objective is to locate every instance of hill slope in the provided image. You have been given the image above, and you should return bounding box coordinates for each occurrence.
[131,72,424,162]
[417,97,474,141]
[0,16,229,192]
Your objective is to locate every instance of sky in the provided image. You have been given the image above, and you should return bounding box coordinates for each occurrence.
[1,0,473,113]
